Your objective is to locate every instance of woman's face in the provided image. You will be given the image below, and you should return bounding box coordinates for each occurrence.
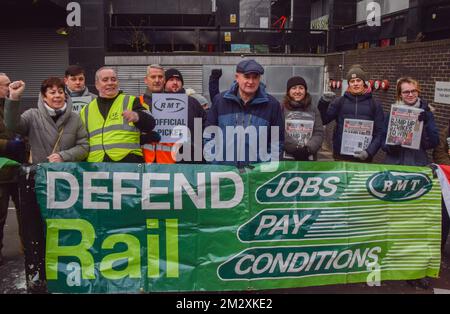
[43,85,65,109]
[289,85,306,102]
[348,78,365,94]
[400,82,419,106]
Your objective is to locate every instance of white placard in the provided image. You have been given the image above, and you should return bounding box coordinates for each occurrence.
[385,105,423,150]
[434,81,450,104]
[152,93,188,143]
[340,119,374,156]
[71,96,93,114]
[260,17,269,29]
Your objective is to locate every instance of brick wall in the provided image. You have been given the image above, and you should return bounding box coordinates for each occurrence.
[324,39,450,162]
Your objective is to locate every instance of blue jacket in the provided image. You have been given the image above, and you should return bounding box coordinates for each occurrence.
[382,99,439,166]
[209,75,220,102]
[205,82,284,166]
[321,91,385,161]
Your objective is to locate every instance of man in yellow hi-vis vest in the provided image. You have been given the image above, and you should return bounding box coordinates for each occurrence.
[80,67,156,163]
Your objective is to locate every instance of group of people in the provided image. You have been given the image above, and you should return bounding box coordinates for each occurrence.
[0,59,449,293]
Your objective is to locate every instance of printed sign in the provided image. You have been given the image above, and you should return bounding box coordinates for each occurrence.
[434,81,450,105]
[35,162,441,293]
[341,119,374,156]
[152,93,188,143]
[385,105,423,150]
[224,32,231,42]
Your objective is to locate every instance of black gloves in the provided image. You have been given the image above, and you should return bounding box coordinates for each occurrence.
[418,107,430,123]
[292,147,310,161]
[140,131,161,145]
[387,144,402,155]
[210,69,222,80]
[318,92,335,117]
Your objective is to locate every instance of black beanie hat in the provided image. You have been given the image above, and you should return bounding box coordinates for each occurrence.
[286,76,307,92]
[165,68,184,85]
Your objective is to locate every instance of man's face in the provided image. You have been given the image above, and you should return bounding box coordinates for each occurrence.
[0,75,11,98]
[144,68,165,93]
[164,77,183,93]
[95,69,119,98]
[235,72,261,97]
[64,73,86,92]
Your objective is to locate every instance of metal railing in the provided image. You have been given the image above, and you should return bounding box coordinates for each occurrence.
[106,26,328,54]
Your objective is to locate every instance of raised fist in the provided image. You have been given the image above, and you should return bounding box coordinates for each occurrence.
[8,80,25,100]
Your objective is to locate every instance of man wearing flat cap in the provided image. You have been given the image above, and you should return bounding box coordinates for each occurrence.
[205,59,284,166]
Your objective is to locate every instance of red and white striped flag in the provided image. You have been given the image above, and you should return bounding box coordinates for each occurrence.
[437,165,450,213]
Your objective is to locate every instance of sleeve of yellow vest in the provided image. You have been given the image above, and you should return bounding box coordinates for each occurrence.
[131,98,156,132]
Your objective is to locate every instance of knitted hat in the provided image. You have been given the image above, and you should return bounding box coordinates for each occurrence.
[286,76,307,92]
[165,68,184,85]
[346,65,368,82]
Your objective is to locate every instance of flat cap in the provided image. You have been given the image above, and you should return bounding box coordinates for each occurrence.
[236,59,264,75]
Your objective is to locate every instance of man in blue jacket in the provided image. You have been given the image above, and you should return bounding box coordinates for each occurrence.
[318,65,384,162]
[205,59,284,166]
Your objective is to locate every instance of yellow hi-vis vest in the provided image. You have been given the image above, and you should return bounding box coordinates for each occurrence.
[80,94,142,162]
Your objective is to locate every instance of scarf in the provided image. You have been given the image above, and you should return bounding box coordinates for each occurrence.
[284,94,311,111]
[395,97,421,108]
[44,101,67,119]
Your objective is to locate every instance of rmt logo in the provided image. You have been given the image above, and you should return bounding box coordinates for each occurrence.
[66,2,81,27]
[367,1,381,27]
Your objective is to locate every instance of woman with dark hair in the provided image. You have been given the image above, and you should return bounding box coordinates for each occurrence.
[4,77,88,293]
[5,77,88,163]
[382,77,439,165]
[283,76,324,161]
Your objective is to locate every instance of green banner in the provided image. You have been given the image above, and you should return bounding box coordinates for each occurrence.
[0,157,19,169]
[35,162,442,293]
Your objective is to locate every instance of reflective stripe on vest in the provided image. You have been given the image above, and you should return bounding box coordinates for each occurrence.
[142,143,175,163]
[139,95,150,110]
[81,94,142,162]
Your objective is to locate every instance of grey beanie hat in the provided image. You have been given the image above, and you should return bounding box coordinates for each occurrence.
[346,65,368,82]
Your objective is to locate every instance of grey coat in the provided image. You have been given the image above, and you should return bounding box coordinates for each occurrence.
[4,97,89,164]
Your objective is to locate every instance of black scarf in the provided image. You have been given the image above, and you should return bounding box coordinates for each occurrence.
[285,93,311,111]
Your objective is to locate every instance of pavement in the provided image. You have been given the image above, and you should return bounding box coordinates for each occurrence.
[0,208,26,294]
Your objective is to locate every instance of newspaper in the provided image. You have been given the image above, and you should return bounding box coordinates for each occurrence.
[285,119,314,147]
[385,105,423,150]
[340,119,374,156]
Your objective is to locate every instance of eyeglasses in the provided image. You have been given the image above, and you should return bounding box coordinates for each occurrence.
[401,90,418,96]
